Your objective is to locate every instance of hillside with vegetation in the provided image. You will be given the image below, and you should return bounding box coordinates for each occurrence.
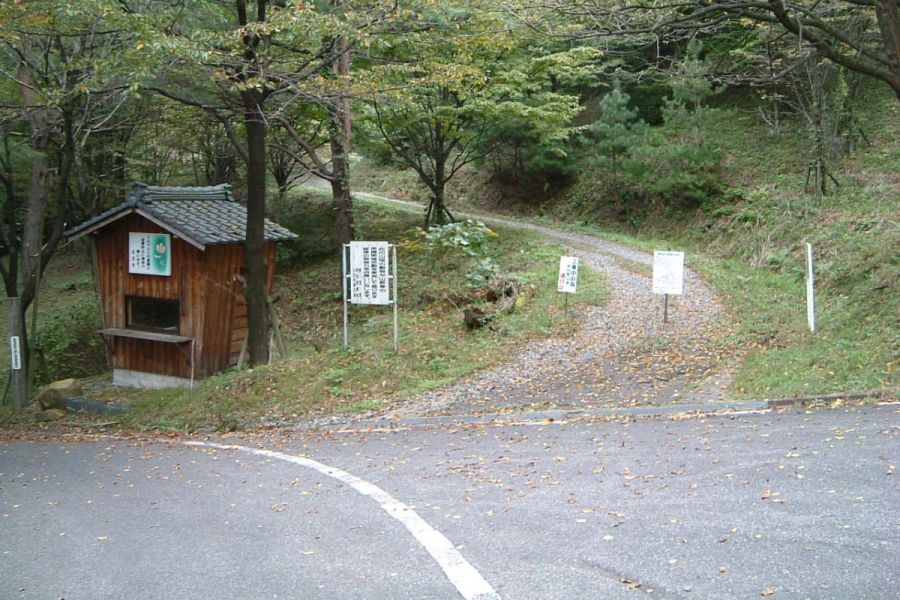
[355,80,899,402]
[0,1,896,428]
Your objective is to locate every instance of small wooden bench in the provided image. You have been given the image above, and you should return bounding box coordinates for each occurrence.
[98,328,195,367]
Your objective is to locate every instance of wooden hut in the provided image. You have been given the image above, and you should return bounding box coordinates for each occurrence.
[65,182,297,388]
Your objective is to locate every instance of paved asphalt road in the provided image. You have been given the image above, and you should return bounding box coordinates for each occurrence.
[2,403,898,600]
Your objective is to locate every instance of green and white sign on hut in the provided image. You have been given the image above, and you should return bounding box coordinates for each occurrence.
[129,232,172,276]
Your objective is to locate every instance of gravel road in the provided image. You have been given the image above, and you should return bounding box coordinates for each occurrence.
[358,194,738,418]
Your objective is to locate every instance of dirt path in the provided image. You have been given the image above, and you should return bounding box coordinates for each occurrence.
[358,193,740,417]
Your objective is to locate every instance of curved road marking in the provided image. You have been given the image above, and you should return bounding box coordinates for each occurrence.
[185,441,500,600]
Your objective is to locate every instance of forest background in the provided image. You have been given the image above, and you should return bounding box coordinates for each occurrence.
[0,0,896,428]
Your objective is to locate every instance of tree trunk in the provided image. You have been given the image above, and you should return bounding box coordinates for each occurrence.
[430,152,449,227]
[432,186,447,227]
[330,33,354,246]
[20,86,51,314]
[875,0,900,101]
[242,95,270,366]
[330,145,354,246]
[15,65,53,379]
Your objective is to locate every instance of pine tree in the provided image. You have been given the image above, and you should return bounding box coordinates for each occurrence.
[583,81,645,180]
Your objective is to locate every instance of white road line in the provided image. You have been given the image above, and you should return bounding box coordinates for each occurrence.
[185,441,500,600]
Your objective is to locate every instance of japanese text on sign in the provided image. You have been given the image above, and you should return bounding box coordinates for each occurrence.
[349,241,390,305]
[9,335,21,371]
[129,233,171,276]
[652,251,685,295]
[558,256,579,294]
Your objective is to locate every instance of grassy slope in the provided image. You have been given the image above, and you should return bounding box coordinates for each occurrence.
[700,91,898,398]
[439,84,898,399]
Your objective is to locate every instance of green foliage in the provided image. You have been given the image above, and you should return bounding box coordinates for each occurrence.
[360,8,596,222]
[621,80,669,126]
[581,81,646,180]
[465,258,501,286]
[480,46,599,181]
[627,134,723,208]
[33,298,106,385]
[416,220,497,259]
[577,69,724,211]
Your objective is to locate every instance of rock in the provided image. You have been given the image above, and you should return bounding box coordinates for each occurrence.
[38,408,66,422]
[35,378,82,411]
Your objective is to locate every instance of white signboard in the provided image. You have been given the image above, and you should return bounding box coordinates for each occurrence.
[129,232,171,276]
[349,241,390,305]
[652,251,685,295]
[9,335,21,371]
[558,256,579,294]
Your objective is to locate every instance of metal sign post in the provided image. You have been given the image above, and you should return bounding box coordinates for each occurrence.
[652,251,685,323]
[342,241,399,353]
[392,244,398,353]
[342,245,349,349]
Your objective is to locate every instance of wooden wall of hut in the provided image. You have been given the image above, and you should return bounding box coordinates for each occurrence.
[93,213,279,379]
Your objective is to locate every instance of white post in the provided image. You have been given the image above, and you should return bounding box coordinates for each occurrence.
[806,243,816,334]
[342,244,349,349]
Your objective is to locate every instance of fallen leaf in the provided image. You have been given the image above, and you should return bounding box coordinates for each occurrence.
[620,578,641,589]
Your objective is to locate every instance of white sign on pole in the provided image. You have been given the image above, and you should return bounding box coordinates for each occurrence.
[9,335,21,371]
[652,251,685,295]
[129,232,172,276]
[349,241,391,305]
[558,256,579,294]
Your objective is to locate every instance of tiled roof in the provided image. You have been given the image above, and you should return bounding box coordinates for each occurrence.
[65,183,297,248]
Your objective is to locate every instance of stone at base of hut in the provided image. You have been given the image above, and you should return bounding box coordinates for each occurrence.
[38,408,66,422]
[35,378,82,411]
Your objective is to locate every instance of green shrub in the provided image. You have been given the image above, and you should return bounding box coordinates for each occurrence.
[628,136,724,208]
[417,220,497,259]
[33,297,106,384]
[465,258,501,286]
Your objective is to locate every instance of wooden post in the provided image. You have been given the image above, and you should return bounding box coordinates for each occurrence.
[7,297,27,409]
[663,294,669,324]
[267,297,288,359]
